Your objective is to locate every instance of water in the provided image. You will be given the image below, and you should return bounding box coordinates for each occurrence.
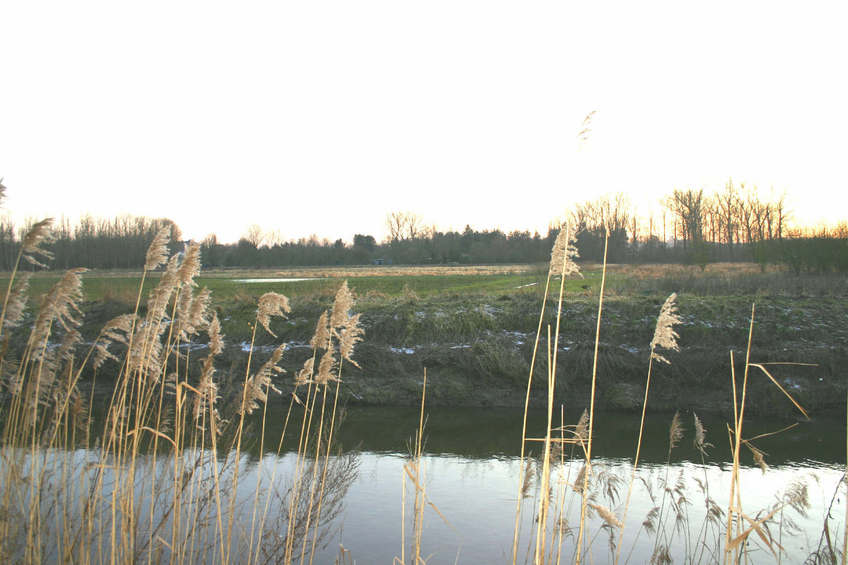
[5,407,844,564]
[285,407,845,564]
[232,277,315,283]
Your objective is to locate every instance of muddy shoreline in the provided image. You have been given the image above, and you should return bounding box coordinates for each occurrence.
[71,291,847,418]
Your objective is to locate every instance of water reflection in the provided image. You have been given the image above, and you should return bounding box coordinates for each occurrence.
[264,406,845,563]
[260,404,844,465]
[5,406,844,564]
[326,452,844,564]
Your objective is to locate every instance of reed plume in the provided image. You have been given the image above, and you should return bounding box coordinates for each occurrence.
[177,241,201,286]
[241,344,285,415]
[329,281,354,329]
[616,293,683,565]
[194,313,224,426]
[668,411,684,454]
[548,222,581,277]
[93,314,136,370]
[692,412,712,457]
[577,110,597,144]
[315,349,337,385]
[650,293,682,365]
[310,311,331,351]
[29,268,87,355]
[338,313,364,368]
[21,218,55,268]
[589,503,623,529]
[2,272,31,330]
[257,292,291,337]
[296,357,315,386]
[144,225,171,271]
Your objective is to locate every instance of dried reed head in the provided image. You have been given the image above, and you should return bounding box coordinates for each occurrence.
[338,312,364,368]
[295,357,315,386]
[650,293,682,364]
[22,218,55,268]
[315,348,337,385]
[241,344,285,414]
[37,328,83,404]
[189,287,212,328]
[176,285,194,333]
[207,312,224,356]
[310,311,331,350]
[146,255,180,324]
[652,545,672,565]
[145,225,171,271]
[93,314,133,369]
[588,503,622,529]
[3,272,31,329]
[30,268,87,351]
[177,241,201,286]
[126,322,165,383]
[195,359,220,428]
[194,312,224,427]
[330,280,354,330]
[572,463,587,494]
[746,443,769,474]
[643,506,660,535]
[257,292,291,337]
[692,412,713,456]
[574,408,590,443]
[668,411,684,453]
[577,110,597,145]
[548,222,581,277]
[783,478,810,516]
[177,286,212,340]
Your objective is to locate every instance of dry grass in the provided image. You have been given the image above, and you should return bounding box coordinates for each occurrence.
[199,264,536,279]
[510,230,834,565]
[0,220,363,565]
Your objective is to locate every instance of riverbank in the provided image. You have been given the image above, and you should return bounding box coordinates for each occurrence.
[69,279,846,418]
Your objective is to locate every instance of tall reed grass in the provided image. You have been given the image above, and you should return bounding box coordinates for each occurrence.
[510,218,839,564]
[0,217,363,564]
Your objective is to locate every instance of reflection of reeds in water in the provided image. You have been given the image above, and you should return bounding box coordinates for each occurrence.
[0,218,362,564]
[395,369,454,565]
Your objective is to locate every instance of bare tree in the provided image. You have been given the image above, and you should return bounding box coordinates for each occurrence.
[666,188,705,248]
[570,193,632,234]
[715,179,738,248]
[385,211,423,242]
[243,224,265,248]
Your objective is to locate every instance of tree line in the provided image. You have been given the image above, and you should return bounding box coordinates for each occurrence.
[1,180,845,272]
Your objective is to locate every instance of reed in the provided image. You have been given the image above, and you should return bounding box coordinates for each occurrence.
[0,215,361,565]
[508,215,829,565]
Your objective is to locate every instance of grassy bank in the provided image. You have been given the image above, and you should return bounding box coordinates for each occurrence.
[5,264,844,415]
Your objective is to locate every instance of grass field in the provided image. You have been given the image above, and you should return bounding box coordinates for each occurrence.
[1,264,579,304]
[6,261,842,307]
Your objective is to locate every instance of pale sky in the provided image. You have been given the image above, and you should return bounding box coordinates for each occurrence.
[1,1,846,244]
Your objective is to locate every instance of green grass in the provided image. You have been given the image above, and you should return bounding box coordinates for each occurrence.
[2,269,607,304]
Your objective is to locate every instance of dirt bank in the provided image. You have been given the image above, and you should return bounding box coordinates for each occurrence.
[187,291,847,418]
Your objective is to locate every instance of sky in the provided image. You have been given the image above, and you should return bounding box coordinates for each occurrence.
[1,1,846,244]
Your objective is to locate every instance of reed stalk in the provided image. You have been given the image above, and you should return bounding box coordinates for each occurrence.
[575,226,608,565]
